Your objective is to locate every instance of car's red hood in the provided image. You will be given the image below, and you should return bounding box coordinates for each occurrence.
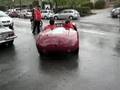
[36,27,78,47]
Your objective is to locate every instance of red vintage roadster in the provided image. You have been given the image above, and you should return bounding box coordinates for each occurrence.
[36,22,79,55]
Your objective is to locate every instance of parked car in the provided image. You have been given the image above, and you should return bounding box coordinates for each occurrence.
[41,10,54,19]
[18,9,32,18]
[24,12,32,18]
[52,9,80,20]
[111,7,120,18]
[0,25,17,45]
[36,22,79,55]
[0,11,14,30]
[8,11,19,18]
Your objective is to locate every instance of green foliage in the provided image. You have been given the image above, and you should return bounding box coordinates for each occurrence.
[0,0,33,6]
[75,7,91,16]
[113,2,120,8]
[32,0,39,7]
[95,0,106,9]
[41,1,52,9]
[53,6,91,17]
[0,6,7,11]
[82,2,94,9]
[50,0,90,8]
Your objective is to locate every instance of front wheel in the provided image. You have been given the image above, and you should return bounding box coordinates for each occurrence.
[8,40,14,46]
[9,25,14,30]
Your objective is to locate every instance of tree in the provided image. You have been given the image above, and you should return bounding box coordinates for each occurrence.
[46,0,90,8]
[32,0,39,6]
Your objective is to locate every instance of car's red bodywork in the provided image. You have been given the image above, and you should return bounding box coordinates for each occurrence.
[36,27,79,54]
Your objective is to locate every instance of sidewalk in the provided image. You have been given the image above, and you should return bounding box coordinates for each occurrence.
[91,7,113,14]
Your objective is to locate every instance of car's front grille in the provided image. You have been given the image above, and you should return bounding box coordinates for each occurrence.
[3,25,10,27]
[0,33,9,41]
[2,20,10,23]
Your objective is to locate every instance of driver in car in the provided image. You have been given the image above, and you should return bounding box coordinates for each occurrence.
[44,18,56,31]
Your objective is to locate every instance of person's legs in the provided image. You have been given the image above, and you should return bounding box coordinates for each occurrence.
[37,21,40,33]
[32,21,37,34]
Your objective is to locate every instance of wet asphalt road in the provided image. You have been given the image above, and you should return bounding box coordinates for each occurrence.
[0,8,120,90]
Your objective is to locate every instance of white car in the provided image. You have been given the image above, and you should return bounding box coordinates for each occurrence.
[0,11,14,30]
[111,7,120,18]
[52,9,80,20]
[0,25,16,45]
[41,10,54,19]
[18,9,32,18]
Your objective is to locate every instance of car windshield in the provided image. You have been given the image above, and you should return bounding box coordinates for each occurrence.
[41,11,47,13]
[0,11,8,17]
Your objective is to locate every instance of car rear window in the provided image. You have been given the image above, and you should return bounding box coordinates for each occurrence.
[63,10,73,13]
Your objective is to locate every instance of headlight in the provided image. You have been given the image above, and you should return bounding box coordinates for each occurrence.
[112,9,115,12]
[8,32,14,37]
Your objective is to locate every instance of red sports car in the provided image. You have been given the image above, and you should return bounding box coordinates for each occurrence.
[36,22,79,55]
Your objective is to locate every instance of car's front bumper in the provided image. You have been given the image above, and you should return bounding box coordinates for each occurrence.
[0,35,17,44]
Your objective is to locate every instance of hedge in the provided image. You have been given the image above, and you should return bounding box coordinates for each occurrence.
[82,2,94,9]
[95,0,106,9]
[76,7,91,16]
[113,3,120,8]
[0,6,7,11]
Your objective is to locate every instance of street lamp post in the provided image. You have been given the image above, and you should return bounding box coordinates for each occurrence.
[20,0,22,11]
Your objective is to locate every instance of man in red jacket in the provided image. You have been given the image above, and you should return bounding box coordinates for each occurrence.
[32,5,42,34]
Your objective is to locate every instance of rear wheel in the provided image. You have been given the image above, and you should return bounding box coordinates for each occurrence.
[73,48,79,55]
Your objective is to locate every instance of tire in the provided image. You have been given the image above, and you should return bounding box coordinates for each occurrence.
[8,40,14,46]
[9,25,14,30]
[54,16,58,20]
[37,47,45,56]
[73,48,79,55]
[69,16,73,20]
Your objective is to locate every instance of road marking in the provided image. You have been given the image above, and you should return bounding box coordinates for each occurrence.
[79,21,119,27]
[80,29,120,37]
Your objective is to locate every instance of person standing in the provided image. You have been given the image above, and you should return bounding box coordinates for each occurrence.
[32,5,42,34]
